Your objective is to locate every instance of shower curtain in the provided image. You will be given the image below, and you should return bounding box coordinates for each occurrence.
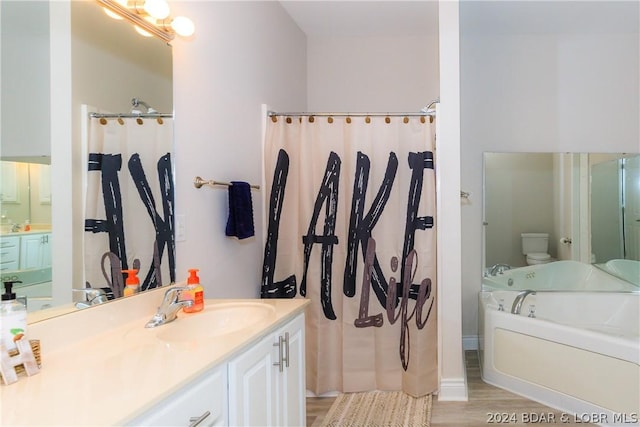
[84,116,175,295]
[262,114,437,397]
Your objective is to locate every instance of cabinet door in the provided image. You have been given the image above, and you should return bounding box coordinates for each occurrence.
[127,364,227,426]
[41,233,51,268]
[20,234,43,269]
[0,162,18,202]
[19,233,51,270]
[274,313,306,427]
[227,334,278,426]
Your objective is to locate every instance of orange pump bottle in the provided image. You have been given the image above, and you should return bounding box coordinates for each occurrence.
[183,269,204,313]
[122,269,140,297]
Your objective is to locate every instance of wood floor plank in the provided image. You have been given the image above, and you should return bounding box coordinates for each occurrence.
[307,350,595,426]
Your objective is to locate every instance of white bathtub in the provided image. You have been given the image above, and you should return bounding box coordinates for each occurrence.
[600,259,640,287]
[479,290,640,426]
[483,260,638,292]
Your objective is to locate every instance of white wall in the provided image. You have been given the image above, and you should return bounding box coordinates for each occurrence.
[460,3,640,339]
[0,1,50,159]
[172,1,306,297]
[307,35,439,111]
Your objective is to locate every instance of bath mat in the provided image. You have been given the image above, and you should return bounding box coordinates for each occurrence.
[320,390,432,427]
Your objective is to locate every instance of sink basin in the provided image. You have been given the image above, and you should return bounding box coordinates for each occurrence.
[155,302,277,343]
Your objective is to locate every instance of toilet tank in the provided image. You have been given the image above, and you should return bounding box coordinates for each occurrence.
[521,233,549,254]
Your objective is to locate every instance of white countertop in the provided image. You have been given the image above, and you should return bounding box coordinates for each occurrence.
[0,228,52,237]
[0,288,309,426]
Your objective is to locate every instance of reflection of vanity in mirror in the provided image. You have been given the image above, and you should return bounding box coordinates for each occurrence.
[0,160,52,310]
[0,0,172,314]
[484,152,640,287]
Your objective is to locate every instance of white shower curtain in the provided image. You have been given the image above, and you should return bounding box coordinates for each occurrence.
[262,115,437,396]
[84,116,175,295]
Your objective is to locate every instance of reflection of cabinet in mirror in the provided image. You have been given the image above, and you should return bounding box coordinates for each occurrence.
[0,236,20,271]
[0,161,52,231]
[0,162,18,203]
[0,232,53,312]
[20,233,52,270]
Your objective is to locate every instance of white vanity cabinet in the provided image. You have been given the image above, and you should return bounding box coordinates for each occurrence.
[19,232,51,270]
[227,312,306,427]
[127,312,306,427]
[127,364,228,427]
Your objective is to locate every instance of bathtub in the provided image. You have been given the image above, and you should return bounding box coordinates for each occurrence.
[600,259,640,287]
[479,290,640,426]
[483,260,638,292]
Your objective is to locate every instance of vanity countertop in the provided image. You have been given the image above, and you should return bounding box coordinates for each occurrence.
[0,290,309,426]
[0,228,52,237]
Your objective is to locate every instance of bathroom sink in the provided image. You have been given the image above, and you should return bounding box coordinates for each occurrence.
[155,301,277,343]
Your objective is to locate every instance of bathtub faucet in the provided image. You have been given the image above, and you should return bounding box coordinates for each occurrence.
[488,263,511,276]
[511,290,536,315]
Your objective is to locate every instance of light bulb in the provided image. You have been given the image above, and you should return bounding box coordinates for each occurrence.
[171,16,195,37]
[143,0,170,20]
[134,25,153,37]
[103,8,122,20]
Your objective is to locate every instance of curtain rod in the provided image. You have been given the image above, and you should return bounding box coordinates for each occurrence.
[89,112,174,119]
[267,110,435,118]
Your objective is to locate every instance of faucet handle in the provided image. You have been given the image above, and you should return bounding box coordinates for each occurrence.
[162,285,191,302]
[73,288,107,299]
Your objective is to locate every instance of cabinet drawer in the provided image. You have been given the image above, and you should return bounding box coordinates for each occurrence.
[127,365,227,426]
[0,260,19,271]
[0,237,20,268]
[0,236,20,249]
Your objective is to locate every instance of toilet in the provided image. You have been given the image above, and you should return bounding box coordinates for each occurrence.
[521,233,552,265]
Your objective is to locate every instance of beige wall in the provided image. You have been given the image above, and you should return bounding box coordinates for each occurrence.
[484,153,556,268]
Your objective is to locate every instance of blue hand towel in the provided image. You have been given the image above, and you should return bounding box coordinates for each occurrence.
[225,181,255,239]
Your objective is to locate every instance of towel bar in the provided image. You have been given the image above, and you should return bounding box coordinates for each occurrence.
[194,176,260,190]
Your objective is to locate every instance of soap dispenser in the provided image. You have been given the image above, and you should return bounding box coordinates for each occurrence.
[183,269,204,313]
[0,280,27,351]
[122,269,140,297]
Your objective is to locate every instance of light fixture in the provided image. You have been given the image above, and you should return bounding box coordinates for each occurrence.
[158,16,196,37]
[143,0,170,20]
[98,0,195,43]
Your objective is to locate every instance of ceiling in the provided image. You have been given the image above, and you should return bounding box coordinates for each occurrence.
[279,1,639,38]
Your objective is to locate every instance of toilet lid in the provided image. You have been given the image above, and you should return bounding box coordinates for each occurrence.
[527,253,551,261]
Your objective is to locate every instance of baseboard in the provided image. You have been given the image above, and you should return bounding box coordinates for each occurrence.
[463,335,478,351]
[437,377,468,401]
[306,390,339,397]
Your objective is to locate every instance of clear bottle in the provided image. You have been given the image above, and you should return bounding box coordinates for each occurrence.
[24,220,31,232]
[183,269,204,313]
[0,280,27,351]
[122,269,140,297]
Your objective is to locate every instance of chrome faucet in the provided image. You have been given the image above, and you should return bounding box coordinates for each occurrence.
[145,286,194,328]
[511,290,536,315]
[488,263,511,276]
[74,288,110,309]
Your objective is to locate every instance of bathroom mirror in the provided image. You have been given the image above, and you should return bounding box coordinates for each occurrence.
[0,0,173,313]
[483,152,640,286]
